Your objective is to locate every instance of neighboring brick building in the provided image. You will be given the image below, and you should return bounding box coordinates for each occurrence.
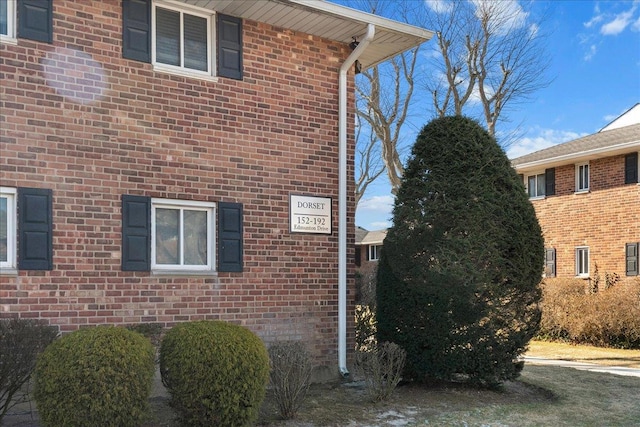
[511,105,640,284]
[0,0,431,378]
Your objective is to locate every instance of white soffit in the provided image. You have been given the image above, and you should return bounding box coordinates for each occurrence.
[182,0,434,69]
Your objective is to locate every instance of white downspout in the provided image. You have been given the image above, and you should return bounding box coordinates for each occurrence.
[338,23,375,378]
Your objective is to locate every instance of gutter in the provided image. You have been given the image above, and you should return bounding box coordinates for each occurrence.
[337,23,375,378]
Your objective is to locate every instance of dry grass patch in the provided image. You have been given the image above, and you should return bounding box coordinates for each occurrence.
[527,340,640,369]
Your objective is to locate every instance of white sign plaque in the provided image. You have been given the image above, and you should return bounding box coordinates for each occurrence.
[289,195,332,234]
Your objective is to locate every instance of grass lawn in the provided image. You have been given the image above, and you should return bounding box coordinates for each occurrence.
[4,341,640,426]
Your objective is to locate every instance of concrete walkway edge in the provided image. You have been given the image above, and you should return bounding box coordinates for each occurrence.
[523,356,640,378]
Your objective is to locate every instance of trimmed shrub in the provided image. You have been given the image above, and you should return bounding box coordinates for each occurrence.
[0,319,58,423]
[268,341,313,420]
[160,320,270,426]
[538,278,640,348]
[354,342,406,402]
[34,326,155,427]
[377,116,544,387]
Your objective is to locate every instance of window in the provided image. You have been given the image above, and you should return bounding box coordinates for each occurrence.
[153,2,211,75]
[123,0,243,80]
[0,187,17,270]
[122,195,243,273]
[576,162,589,192]
[527,173,545,198]
[575,247,589,277]
[0,0,16,40]
[152,199,213,271]
[368,244,382,261]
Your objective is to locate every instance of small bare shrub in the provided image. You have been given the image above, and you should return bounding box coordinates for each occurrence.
[354,341,406,402]
[268,341,313,419]
[0,319,58,423]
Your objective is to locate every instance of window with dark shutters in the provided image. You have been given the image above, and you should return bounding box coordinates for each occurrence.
[217,14,243,80]
[121,195,151,271]
[625,152,638,184]
[626,243,639,276]
[218,202,243,272]
[18,188,53,270]
[17,0,52,43]
[122,0,151,62]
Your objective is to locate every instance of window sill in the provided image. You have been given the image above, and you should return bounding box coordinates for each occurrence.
[153,64,219,83]
[574,190,590,195]
[529,196,546,201]
[0,268,18,276]
[152,270,218,277]
[0,35,18,46]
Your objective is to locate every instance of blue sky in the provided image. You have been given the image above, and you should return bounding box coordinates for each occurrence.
[351,0,640,230]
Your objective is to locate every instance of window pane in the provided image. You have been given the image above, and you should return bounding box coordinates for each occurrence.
[184,14,208,71]
[156,208,179,264]
[156,8,180,66]
[184,210,207,265]
[0,1,7,36]
[0,197,7,262]
[528,176,536,197]
[536,174,545,196]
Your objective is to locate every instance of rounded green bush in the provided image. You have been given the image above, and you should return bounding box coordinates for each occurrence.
[160,320,270,426]
[34,326,155,427]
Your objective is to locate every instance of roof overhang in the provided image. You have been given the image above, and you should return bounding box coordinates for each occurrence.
[181,0,434,69]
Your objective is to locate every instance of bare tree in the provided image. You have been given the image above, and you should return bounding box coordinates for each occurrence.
[353,0,551,199]
[427,1,552,138]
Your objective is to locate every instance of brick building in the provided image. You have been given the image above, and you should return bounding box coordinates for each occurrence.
[511,105,640,284]
[0,0,431,378]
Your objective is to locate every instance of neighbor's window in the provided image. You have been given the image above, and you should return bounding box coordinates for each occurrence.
[151,199,214,271]
[153,1,211,75]
[576,162,589,192]
[527,172,546,198]
[368,244,382,261]
[0,0,15,39]
[575,246,589,277]
[0,187,17,270]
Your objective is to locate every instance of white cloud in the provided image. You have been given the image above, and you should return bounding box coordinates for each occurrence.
[507,128,587,159]
[633,15,640,31]
[357,195,394,213]
[472,0,529,34]
[584,44,597,61]
[424,0,453,14]
[600,7,637,35]
[370,221,391,230]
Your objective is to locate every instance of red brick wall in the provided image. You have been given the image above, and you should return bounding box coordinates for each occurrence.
[0,0,357,372]
[531,155,640,281]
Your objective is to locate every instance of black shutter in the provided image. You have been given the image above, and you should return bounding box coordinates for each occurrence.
[218,202,243,272]
[122,0,151,62]
[625,152,638,184]
[217,14,242,80]
[544,248,556,278]
[17,0,53,43]
[545,168,555,196]
[122,195,150,271]
[626,243,639,276]
[18,188,53,270]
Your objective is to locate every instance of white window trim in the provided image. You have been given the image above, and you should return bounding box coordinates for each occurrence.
[575,246,589,277]
[0,0,17,45]
[575,162,590,193]
[151,198,216,272]
[0,187,17,272]
[526,171,546,200]
[151,0,218,80]
[368,244,381,262]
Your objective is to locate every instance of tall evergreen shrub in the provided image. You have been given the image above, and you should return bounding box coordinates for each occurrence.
[376,116,544,387]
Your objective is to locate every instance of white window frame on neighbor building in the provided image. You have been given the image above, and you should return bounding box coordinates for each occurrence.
[575,162,590,193]
[0,187,17,271]
[151,198,216,272]
[526,171,546,199]
[0,0,17,44]
[575,246,589,277]
[368,244,382,261]
[152,0,215,79]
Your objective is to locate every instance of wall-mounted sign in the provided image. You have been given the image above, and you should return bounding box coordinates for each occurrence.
[290,194,332,234]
